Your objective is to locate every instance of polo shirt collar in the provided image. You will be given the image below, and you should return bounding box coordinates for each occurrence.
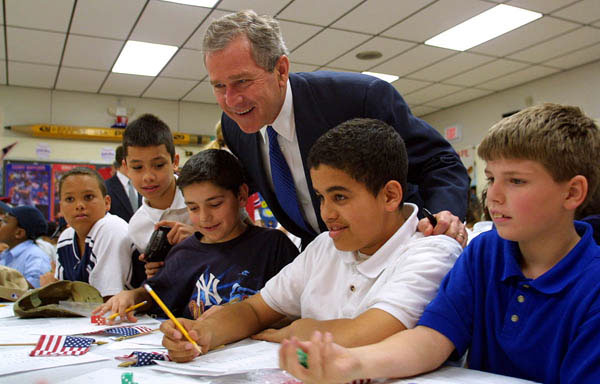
[340,203,419,279]
[259,79,294,143]
[500,221,598,294]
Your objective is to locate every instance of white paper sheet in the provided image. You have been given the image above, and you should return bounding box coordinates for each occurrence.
[0,347,109,376]
[388,366,539,384]
[153,341,280,376]
[0,304,15,319]
[57,367,207,384]
[29,316,161,335]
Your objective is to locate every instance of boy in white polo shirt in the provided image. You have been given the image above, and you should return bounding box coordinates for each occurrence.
[122,114,194,279]
[160,118,461,362]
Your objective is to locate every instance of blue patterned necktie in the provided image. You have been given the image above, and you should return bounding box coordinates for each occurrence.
[267,126,309,232]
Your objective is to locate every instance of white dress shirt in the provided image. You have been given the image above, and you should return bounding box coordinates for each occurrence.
[259,80,320,233]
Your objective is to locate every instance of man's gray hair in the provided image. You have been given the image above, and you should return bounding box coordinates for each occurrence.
[203,10,289,72]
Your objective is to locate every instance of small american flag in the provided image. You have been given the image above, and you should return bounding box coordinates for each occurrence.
[116,351,171,367]
[29,335,94,356]
[87,325,153,337]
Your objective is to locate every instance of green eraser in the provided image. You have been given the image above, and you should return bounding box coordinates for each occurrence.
[296,348,308,368]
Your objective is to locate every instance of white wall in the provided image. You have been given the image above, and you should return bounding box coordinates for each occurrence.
[0,86,222,165]
[422,60,600,194]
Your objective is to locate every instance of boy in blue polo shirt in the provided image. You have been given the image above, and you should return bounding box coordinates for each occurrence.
[279,103,600,384]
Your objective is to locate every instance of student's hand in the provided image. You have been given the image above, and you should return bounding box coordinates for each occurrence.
[417,210,468,247]
[251,325,291,343]
[39,261,58,287]
[92,291,138,324]
[138,253,164,279]
[160,318,212,363]
[279,332,362,384]
[155,220,194,245]
[0,242,8,252]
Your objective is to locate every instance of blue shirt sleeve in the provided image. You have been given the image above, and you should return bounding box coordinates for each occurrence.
[22,247,52,288]
[417,246,475,356]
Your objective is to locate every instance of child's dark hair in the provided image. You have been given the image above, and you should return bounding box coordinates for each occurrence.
[177,149,246,195]
[308,118,408,201]
[58,167,107,198]
[122,114,175,160]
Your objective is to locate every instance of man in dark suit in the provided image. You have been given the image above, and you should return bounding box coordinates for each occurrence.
[203,10,470,248]
[105,145,141,222]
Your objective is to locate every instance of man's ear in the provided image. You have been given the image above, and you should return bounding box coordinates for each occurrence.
[173,153,180,172]
[13,227,27,241]
[564,175,587,211]
[381,180,403,211]
[104,194,111,212]
[274,55,290,86]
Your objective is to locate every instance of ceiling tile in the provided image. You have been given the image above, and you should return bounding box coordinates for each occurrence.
[184,10,231,50]
[71,0,146,40]
[328,37,416,71]
[143,77,198,100]
[130,0,210,46]
[5,0,73,32]
[0,61,6,84]
[508,27,600,63]
[409,52,494,82]
[403,83,464,105]
[183,81,217,103]
[444,59,529,86]
[55,67,106,92]
[290,62,320,72]
[383,0,494,43]
[0,30,4,59]
[552,0,600,24]
[161,49,206,80]
[470,17,579,57]
[62,35,124,71]
[278,21,323,52]
[544,42,600,69]
[291,29,370,66]
[410,105,439,117]
[216,0,290,15]
[427,88,493,108]
[370,45,455,77]
[332,0,435,34]
[100,73,153,96]
[8,62,57,88]
[277,0,363,26]
[6,27,65,65]
[392,78,433,95]
[478,65,560,90]
[506,0,574,13]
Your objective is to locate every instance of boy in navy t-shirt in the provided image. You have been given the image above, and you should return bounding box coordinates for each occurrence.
[94,149,298,320]
[279,104,600,384]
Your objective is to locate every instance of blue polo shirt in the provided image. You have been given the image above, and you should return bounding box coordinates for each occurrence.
[0,240,51,288]
[418,221,600,383]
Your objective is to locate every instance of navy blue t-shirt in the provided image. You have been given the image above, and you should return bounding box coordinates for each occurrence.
[147,225,299,319]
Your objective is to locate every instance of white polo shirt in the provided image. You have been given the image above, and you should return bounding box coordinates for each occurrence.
[128,187,191,253]
[261,203,461,329]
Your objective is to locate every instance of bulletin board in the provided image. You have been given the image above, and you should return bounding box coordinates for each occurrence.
[2,160,113,221]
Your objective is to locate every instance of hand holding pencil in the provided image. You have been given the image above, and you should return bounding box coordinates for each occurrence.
[92,290,149,324]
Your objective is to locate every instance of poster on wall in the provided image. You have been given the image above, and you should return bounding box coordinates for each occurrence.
[4,162,52,219]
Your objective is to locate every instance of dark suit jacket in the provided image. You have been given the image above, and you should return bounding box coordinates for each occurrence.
[105,173,142,223]
[223,71,469,246]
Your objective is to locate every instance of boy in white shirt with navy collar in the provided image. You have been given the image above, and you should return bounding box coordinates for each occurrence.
[160,118,461,362]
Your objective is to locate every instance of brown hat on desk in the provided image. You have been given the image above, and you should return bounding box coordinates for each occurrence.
[0,266,29,302]
[13,280,102,318]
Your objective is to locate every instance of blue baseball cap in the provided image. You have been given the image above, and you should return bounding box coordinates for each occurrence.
[0,202,48,239]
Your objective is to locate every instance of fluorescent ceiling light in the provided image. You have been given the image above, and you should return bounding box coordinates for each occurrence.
[113,41,178,77]
[362,71,399,83]
[161,0,218,7]
[425,4,542,51]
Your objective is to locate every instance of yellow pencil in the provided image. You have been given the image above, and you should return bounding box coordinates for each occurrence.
[107,300,148,321]
[143,284,202,355]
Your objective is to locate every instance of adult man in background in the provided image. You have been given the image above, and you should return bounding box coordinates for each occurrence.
[204,10,469,247]
[106,145,141,222]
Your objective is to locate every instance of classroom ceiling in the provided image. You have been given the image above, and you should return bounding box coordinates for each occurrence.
[1,0,599,117]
